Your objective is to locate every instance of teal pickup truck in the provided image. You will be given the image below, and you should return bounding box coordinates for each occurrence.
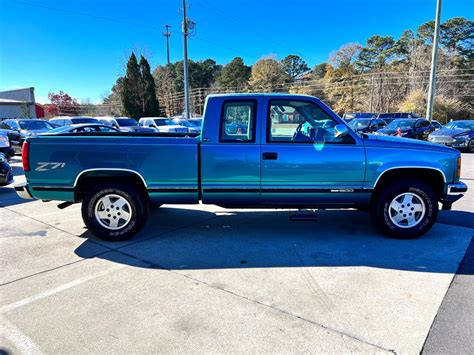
[16,94,467,241]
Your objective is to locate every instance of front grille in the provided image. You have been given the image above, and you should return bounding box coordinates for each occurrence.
[429,136,455,144]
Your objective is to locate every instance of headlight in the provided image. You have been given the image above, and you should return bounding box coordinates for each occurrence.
[453,133,470,141]
[0,135,9,147]
[0,154,5,163]
[400,131,409,136]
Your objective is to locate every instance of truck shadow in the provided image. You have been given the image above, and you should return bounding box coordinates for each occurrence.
[75,207,474,275]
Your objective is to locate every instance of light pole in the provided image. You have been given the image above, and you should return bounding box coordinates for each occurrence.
[163,24,171,65]
[182,0,190,119]
[426,0,442,121]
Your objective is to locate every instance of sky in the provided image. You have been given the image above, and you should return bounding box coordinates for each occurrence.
[0,0,472,104]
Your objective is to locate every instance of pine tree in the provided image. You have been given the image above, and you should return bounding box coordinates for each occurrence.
[139,55,161,116]
[121,53,142,118]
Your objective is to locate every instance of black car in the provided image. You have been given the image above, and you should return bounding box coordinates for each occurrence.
[41,124,120,135]
[347,118,387,133]
[428,120,474,152]
[377,118,434,140]
[0,153,13,186]
[0,122,23,155]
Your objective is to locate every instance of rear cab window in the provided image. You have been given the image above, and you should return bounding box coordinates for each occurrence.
[220,101,256,143]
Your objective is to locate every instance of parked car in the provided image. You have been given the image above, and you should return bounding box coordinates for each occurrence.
[15,93,467,241]
[0,122,23,155]
[428,120,474,152]
[138,117,189,133]
[96,117,156,132]
[49,117,100,127]
[172,118,201,133]
[41,124,120,135]
[0,153,13,186]
[377,118,434,140]
[2,119,54,142]
[431,120,443,130]
[347,118,387,133]
[342,112,377,123]
[0,129,15,159]
[377,112,420,124]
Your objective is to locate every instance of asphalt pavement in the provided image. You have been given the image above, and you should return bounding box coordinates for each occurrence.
[1,153,473,354]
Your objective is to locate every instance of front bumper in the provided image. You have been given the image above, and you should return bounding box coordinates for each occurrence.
[441,182,468,209]
[14,182,33,199]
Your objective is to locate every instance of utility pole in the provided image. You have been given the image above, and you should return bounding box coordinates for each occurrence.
[163,25,171,65]
[426,0,442,121]
[182,0,190,119]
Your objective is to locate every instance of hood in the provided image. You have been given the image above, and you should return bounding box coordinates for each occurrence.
[429,128,468,137]
[119,126,155,132]
[21,128,52,134]
[363,133,457,153]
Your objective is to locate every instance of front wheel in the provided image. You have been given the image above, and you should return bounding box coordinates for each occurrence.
[370,179,438,239]
[81,183,149,241]
[468,138,474,153]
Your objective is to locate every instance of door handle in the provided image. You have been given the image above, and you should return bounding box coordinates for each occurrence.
[262,152,278,160]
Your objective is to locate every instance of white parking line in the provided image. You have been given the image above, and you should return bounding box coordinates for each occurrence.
[0,315,42,355]
[0,265,123,314]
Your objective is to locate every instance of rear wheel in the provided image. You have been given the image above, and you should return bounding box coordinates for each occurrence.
[370,179,438,238]
[81,183,149,241]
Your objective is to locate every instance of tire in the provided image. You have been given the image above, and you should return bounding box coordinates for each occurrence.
[370,179,438,239]
[468,138,474,153]
[81,183,149,241]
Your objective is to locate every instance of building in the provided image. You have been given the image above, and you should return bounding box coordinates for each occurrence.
[0,87,37,119]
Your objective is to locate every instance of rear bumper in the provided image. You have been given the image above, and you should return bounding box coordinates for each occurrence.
[14,182,33,199]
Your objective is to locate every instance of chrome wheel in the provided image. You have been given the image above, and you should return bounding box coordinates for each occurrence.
[94,194,132,230]
[388,192,426,229]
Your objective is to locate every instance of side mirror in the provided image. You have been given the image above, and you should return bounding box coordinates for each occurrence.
[334,124,349,138]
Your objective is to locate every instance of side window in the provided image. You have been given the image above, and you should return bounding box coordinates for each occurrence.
[417,120,430,128]
[220,101,255,142]
[98,126,117,132]
[268,100,351,144]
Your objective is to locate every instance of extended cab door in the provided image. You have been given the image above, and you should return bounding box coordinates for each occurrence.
[200,96,262,206]
[260,97,366,206]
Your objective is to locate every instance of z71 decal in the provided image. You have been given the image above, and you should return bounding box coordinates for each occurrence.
[35,162,66,172]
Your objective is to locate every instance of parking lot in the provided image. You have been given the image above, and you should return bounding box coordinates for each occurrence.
[1,154,473,353]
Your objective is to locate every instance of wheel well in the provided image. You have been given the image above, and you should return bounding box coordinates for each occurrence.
[74,171,147,201]
[373,168,445,200]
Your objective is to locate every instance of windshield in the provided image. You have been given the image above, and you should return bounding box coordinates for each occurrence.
[348,119,371,129]
[445,121,474,130]
[71,118,99,124]
[46,126,72,134]
[154,119,175,126]
[19,120,53,130]
[386,119,415,130]
[116,119,138,127]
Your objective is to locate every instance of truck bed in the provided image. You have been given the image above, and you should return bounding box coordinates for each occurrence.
[25,133,200,203]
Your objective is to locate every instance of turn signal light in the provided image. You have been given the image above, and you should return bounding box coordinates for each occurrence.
[22,141,30,172]
[457,156,461,178]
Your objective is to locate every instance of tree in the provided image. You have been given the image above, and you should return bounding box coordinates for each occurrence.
[311,63,331,79]
[20,103,31,118]
[249,58,290,92]
[103,77,125,116]
[440,17,474,60]
[216,57,251,90]
[417,20,435,45]
[47,91,80,116]
[121,53,142,118]
[280,55,310,81]
[153,65,178,115]
[139,55,161,117]
[356,36,396,70]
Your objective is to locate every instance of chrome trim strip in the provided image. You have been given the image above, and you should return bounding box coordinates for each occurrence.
[73,168,148,188]
[372,166,447,188]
